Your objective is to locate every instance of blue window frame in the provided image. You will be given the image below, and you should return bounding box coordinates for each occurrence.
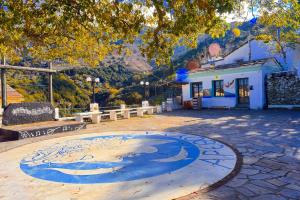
[213,80,224,97]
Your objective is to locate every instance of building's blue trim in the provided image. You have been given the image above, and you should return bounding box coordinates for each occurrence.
[224,91,236,97]
[202,95,236,98]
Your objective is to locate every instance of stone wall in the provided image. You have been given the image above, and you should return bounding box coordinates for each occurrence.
[267,72,300,105]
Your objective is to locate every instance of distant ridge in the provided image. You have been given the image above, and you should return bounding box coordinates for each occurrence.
[53,45,152,73]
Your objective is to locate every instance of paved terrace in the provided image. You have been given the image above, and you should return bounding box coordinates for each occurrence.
[0,110,299,200]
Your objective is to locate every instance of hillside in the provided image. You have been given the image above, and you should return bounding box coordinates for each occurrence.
[7,64,141,112]
[53,44,152,73]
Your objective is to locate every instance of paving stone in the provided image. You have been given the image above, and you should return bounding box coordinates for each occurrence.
[237,147,248,153]
[208,186,237,198]
[237,194,249,200]
[286,172,300,181]
[249,173,279,180]
[270,170,289,176]
[246,183,273,195]
[252,165,273,173]
[285,184,300,191]
[235,173,248,179]
[250,180,279,190]
[240,168,260,175]
[277,157,300,166]
[267,178,287,187]
[263,153,285,159]
[226,178,248,187]
[235,187,257,197]
[257,159,286,170]
[254,145,284,153]
[251,194,286,200]
[284,148,297,157]
[279,188,300,199]
[243,156,259,165]
[278,177,299,185]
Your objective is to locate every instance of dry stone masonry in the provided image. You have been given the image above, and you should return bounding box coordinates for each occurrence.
[267,72,300,105]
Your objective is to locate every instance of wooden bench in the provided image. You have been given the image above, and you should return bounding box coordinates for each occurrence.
[74,111,102,124]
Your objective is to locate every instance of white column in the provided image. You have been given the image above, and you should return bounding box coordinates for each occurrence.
[123,110,130,119]
[110,111,117,121]
[137,108,144,117]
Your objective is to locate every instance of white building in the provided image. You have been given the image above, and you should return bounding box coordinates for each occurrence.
[181,58,283,109]
[202,39,300,75]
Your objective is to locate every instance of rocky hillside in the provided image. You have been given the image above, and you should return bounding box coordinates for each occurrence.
[52,44,152,73]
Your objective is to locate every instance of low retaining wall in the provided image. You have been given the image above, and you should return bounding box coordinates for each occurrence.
[267,72,300,107]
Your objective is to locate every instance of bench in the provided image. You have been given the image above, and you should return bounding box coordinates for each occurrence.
[104,108,133,120]
[136,106,156,117]
[74,105,163,123]
[57,116,76,121]
[154,105,162,113]
[74,111,102,124]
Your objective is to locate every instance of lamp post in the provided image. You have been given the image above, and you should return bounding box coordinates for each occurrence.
[140,80,149,100]
[86,77,100,103]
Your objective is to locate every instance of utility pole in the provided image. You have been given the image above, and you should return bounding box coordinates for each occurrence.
[86,77,100,104]
[1,56,7,108]
[92,81,96,103]
[48,62,54,105]
[248,30,251,61]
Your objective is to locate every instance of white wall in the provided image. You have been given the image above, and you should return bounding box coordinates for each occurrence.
[213,40,300,73]
[182,84,191,101]
[249,71,265,109]
[216,43,250,65]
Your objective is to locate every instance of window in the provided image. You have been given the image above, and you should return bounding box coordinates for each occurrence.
[213,80,224,97]
[191,82,203,98]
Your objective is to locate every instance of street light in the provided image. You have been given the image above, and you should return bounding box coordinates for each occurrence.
[86,76,100,103]
[140,80,150,100]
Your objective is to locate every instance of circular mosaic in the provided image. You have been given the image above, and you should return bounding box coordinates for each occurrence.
[0,131,239,200]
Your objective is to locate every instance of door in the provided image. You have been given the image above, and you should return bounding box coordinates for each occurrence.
[191,82,203,98]
[191,82,203,109]
[237,78,249,107]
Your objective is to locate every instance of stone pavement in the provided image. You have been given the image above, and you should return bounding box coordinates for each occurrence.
[0,109,299,200]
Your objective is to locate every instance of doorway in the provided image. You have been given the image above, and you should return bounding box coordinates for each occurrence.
[236,78,249,107]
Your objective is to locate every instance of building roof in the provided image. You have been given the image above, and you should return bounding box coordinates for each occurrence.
[199,38,256,66]
[222,38,256,58]
[0,82,24,99]
[190,58,281,74]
